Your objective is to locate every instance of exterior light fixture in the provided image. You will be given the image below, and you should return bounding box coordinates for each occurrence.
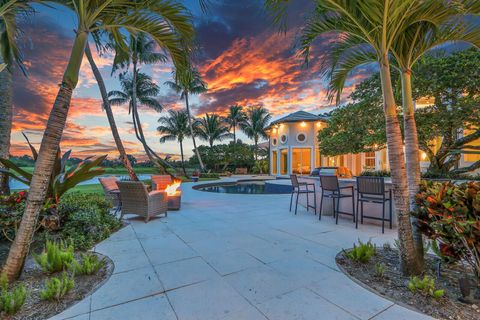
[300,121,306,127]
[316,122,321,128]
[421,152,427,160]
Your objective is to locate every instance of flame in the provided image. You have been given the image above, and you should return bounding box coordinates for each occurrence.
[165,180,181,196]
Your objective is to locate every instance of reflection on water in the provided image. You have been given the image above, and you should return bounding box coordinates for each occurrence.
[198,181,291,194]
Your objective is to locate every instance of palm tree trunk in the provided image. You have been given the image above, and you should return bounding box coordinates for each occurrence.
[254,137,258,161]
[401,70,424,267]
[85,42,138,181]
[3,31,88,280]
[0,61,12,195]
[185,94,205,171]
[233,125,236,168]
[179,139,187,176]
[379,57,422,276]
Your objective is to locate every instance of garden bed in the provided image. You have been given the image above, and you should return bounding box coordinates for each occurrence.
[336,247,480,320]
[4,252,113,320]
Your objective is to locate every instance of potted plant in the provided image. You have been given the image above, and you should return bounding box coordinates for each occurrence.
[191,170,200,182]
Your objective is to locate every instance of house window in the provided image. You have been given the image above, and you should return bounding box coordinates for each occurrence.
[280,134,288,144]
[296,133,307,143]
[364,152,376,170]
[272,138,277,146]
[272,151,277,174]
[463,128,480,163]
[292,148,311,175]
[280,149,288,175]
[315,149,321,167]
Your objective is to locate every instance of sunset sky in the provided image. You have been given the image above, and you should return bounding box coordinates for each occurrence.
[11,0,374,161]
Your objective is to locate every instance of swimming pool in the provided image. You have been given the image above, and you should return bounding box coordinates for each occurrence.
[194,181,292,194]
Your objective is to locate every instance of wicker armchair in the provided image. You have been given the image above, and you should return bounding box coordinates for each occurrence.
[116,181,168,222]
[99,177,120,207]
[151,175,172,191]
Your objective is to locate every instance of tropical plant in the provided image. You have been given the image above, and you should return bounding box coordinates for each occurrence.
[195,113,232,148]
[3,0,194,281]
[34,240,75,273]
[287,0,460,275]
[343,239,376,263]
[413,181,480,280]
[109,32,170,172]
[0,0,33,195]
[0,273,27,315]
[84,42,138,181]
[69,253,105,275]
[225,105,246,166]
[240,106,271,160]
[0,134,107,203]
[157,109,192,176]
[165,66,208,171]
[40,273,75,301]
[252,159,269,174]
[407,275,445,299]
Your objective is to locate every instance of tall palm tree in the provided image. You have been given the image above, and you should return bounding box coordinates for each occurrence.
[157,109,191,176]
[308,3,479,264]
[271,0,439,275]
[109,32,170,172]
[195,113,232,148]
[240,107,271,160]
[0,0,32,195]
[3,0,194,280]
[165,66,207,171]
[225,105,246,166]
[84,42,138,181]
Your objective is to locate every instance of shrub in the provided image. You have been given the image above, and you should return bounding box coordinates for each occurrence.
[40,273,75,301]
[343,240,376,263]
[413,181,480,279]
[407,276,445,299]
[360,170,391,177]
[69,253,105,275]
[0,274,27,315]
[374,263,386,278]
[58,193,121,250]
[34,240,74,273]
[199,172,219,179]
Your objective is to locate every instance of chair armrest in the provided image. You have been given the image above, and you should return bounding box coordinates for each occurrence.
[148,191,167,203]
[339,185,353,190]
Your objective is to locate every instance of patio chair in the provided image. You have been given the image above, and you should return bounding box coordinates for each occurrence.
[99,177,120,208]
[289,174,316,215]
[319,175,355,224]
[116,181,168,222]
[151,175,172,191]
[355,176,392,233]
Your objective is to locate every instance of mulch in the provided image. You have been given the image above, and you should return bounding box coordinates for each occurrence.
[336,247,480,320]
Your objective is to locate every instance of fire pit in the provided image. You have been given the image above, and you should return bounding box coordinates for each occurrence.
[165,180,182,210]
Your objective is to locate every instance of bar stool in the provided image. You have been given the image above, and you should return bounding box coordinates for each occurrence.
[319,175,355,224]
[289,174,317,215]
[355,176,392,233]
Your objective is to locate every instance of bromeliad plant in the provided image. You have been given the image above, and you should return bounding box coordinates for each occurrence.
[413,181,480,280]
[0,133,107,203]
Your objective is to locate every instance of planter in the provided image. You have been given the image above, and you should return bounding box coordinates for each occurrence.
[192,176,199,182]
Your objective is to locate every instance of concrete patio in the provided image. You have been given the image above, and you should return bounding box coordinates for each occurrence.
[50,179,433,320]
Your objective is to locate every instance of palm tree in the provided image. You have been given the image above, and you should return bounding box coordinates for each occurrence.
[305,2,479,264]
[240,107,271,160]
[84,42,138,181]
[195,113,232,148]
[0,0,32,195]
[157,110,191,176]
[225,105,246,166]
[165,66,207,171]
[3,0,194,280]
[109,32,170,172]
[270,0,437,275]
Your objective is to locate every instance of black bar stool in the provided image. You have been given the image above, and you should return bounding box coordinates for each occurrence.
[289,174,317,215]
[319,175,355,224]
[355,176,393,233]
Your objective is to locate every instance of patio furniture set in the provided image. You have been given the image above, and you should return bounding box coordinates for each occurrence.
[99,175,181,223]
[289,174,393,233]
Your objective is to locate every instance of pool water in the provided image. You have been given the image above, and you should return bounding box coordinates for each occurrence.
[196,181,292,194]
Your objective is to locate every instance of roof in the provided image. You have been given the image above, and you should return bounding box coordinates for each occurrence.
[268,110,329,128]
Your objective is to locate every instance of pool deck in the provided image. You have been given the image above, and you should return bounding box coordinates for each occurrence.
[50,177,432,320]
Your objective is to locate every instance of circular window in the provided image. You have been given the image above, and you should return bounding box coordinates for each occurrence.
[296,133,307,143]
[280,134,288,144]
[272,138,278,146]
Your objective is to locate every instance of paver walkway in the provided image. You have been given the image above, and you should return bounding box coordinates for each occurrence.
[51,180,433,320]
